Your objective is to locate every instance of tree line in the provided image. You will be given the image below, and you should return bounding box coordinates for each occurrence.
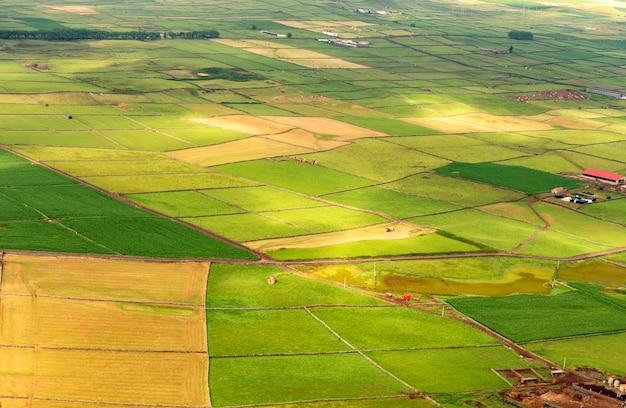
[0,28,219,41]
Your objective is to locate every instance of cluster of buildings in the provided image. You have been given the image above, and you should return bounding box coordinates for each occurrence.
[316,37,369,48]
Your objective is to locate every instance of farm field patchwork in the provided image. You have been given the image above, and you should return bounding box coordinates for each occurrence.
[205,262,534,406]
[0,148,253,259]
[0,254,210,405]
[1,0,626,404]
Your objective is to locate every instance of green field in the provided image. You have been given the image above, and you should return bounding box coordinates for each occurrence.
[449,284,626,342]
[435,162,582,194]
[2,0,626,405]
[526,332,626,375]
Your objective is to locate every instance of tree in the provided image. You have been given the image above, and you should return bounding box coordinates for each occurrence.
[251,24,257,30]
[287,32,292,38]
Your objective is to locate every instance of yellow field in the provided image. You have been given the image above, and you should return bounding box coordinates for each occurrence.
[402,113,553,133]
[2,254,208,304]
[167,134,314,166]
[264,129,348,151]
[546,116,607,130]
[213,39,369,69]
[0,296,205,350]
[0,348,207,405]
[246,222,435,252]
[262,116,387,139]
[0,253,209,405]
[189,115,293,135]
[46,5,98,15]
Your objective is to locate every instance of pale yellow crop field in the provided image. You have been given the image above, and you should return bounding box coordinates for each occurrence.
[0,254,209,406]
[402,113,553,134]
[0,349,207,405]
[168,135,314,166]
[46,5,98,15]
[2,254,208,304]
[189,115,293,135]
[262,116,387,139]
[0,296,205,350]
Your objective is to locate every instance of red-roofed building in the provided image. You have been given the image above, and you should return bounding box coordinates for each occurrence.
[581,168,625,185]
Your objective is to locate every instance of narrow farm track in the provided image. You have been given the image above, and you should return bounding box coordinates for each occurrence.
[511,198,551,252]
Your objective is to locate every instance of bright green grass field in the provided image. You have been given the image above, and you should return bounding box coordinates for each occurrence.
[99,130,194,151]
[532,202,626,247]
[386,174,524,207]
[449,285,626,343]
[580,198,626,225]
[338,117,439,136]
[302,138,450,182]
[518,230,615,258]
[368,347,535,393]
[82,172,258,194]
[0,130,119,148]
[126,191,242,217]
[209,353,412,407]
[310,306,497,350]
[0,194,43,221]
[408,209,537,251]
[501,152,586,175]
[0,220,110,254]
[206,264,385,309]
[186,212,308,242]
[11,146,166,162]
[435,162,582,194]
[266,231,482,261]
[207,309,351,356]
[526,332,626,376]
[1,185,147,218]
[52,158,205,177]
[214,159,375,196]
[61,217,255,259]
[325,186,462,219]
[204,186,323,212]
[263,206,386,234]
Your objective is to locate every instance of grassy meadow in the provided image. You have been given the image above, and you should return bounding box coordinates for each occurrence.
[0,0,626,406]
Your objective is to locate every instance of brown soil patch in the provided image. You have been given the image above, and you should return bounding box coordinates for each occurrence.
[246,222,436,252]
[189,115,293,135]
[167,135,314,167]
[262,116,387,139]
[510,385,623,408]
[46,5,98,15]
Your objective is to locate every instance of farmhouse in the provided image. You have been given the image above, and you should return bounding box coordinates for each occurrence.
[581,168,625,186]
[551,187,567,198]
[586,86,626,99]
